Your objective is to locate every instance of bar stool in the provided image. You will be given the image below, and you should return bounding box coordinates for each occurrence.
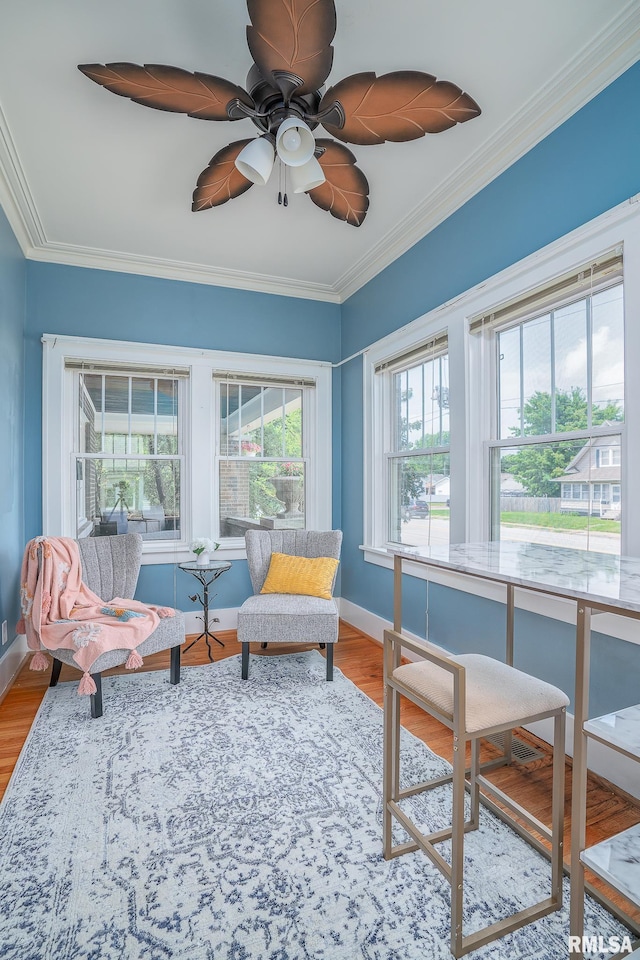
[383,629,569,958]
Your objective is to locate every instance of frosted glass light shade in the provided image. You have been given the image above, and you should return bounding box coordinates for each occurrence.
[276,117,315,167]
[289,156,326,193]
[235,137,275,186]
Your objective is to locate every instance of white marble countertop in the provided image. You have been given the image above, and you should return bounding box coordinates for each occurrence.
[580,823,640,908]
[584,705,640,760]
[388,541,640,615]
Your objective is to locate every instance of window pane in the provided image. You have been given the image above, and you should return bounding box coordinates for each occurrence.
[498,326,521,439]
[219,461,305,537]
[592,284,624,423]
[393,354,449,451]
[130,378,155,452]
[220,384,302,459]
[492,435,621,554]
[522,314,551,433]
[79,374,179,457]
[388,454,450,547]
[156,379,179,455]
[554,299,588,431]
[78,374,102,453]
[76,457,181,540]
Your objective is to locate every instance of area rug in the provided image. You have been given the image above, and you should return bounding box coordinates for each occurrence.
[0,652,631,960]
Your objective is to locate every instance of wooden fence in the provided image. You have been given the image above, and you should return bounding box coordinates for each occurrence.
[500,497,561,513]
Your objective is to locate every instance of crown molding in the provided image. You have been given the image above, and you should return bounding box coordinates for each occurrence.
[0,3,638,305]
[26,241,342,303]
[336,1,640,302]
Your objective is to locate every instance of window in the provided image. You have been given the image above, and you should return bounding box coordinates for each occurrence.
[375,334,450,548]
[74,369,183,541]
[482,253,624,553]
[216,376,310,538]
[43,337,332,563]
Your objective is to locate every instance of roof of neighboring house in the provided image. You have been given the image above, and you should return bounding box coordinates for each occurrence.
[555,467,620,484]
[500,473,526,492]
[560,426,620,473]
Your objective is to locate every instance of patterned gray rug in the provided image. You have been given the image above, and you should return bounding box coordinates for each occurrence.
[0,652,630,959]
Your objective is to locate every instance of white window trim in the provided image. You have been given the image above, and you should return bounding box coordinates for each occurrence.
[362,193,640,645]
[43,334,332,564]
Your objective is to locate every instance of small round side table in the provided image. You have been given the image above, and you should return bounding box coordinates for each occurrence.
[179,559,231,662]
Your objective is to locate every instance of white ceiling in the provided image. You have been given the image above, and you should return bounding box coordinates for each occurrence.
[0,0,639,302]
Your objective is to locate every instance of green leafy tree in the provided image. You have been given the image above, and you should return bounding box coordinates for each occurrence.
[395,385,450,504]
[503,389,622,496]
[246,408,304,516]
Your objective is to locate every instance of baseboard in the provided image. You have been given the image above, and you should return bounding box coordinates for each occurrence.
[0,634,29,706]
[339,598,640,802]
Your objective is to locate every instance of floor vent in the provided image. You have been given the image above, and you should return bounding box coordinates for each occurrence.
[484,732,545,765]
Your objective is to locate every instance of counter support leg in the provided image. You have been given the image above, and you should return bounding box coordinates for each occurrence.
[570,603,591,955]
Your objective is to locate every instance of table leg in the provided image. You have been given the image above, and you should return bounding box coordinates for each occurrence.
[394,554,402,633]
[570,603,591,955]
[504,583,515,764]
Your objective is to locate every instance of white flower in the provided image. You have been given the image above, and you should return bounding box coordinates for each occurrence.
[190,537,219,555]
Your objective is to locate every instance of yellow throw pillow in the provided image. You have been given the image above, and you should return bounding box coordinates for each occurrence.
[260,553,339,600]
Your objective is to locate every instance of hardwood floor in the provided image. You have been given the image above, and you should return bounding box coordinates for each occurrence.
[1,621,638,927]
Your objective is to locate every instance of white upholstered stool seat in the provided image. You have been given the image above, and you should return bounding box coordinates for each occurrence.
[393,654,569,733]
[384,630,568,958]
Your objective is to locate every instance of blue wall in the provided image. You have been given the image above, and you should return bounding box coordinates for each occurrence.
[24,262,341,613]
[0,207,25,654]
[339,61,640,716]
[4,61,640,711]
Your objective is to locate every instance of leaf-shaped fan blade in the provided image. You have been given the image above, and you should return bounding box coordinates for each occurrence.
[78,63,253,120]
[192,141,254,211]
[308,139,369,227]
[247,0,336,98]
[319,71,481,145]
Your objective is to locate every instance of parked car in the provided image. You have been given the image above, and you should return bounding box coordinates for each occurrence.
[402,500,430,520]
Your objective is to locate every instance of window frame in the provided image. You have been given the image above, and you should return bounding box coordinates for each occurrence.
[362,195,640,643]
[43,334,332,564]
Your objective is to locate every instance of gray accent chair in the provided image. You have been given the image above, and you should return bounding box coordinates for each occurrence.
[237,530,342,681]
[46,534,184,719]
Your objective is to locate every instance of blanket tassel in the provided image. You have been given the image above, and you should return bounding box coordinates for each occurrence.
[78,672,97,696]
[30,650,50,671]
[125,650,144,670]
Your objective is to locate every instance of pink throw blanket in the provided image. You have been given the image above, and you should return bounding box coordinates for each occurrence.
[18,537,175,695]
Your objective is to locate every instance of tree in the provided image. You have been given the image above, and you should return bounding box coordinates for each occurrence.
[503,388,622,497]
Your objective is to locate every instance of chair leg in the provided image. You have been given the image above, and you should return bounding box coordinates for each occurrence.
[170,645,180,685]
[450,731,467,958]
[49,658,63,688]
[241,642,249,680]
[90,673,103,719]
[383,680,399,858]
[326,643,333,681]
[469,737,481,830]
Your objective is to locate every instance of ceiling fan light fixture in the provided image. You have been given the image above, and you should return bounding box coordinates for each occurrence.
[234,135,275,186]
[276,117,315,167]
[289,156,326,194]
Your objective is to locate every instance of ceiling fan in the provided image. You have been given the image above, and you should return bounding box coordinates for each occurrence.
[78,0,481,227]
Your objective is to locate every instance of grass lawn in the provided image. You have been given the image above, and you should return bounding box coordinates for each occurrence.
[500,511,620,533]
